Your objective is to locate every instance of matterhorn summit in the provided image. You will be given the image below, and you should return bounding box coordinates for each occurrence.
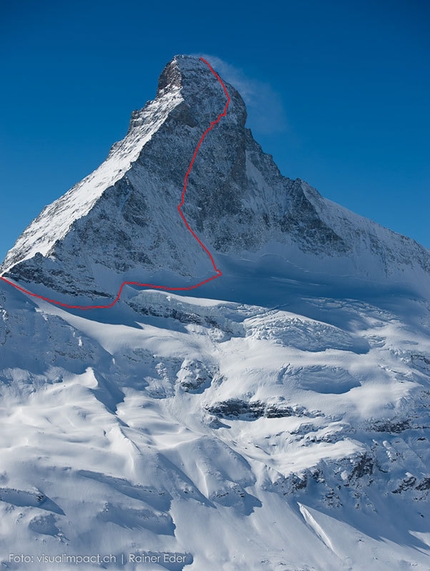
[1,56,430,571]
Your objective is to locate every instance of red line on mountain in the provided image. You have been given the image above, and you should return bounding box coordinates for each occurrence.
[0,58,230,310]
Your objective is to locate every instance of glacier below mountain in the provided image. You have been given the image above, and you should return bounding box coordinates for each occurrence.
[1,55,430,570]
[2,280,430,570]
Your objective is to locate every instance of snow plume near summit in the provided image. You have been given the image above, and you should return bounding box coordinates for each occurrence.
[195,53,288,134]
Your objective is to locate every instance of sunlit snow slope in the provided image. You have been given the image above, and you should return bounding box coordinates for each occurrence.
[1,279,430,570]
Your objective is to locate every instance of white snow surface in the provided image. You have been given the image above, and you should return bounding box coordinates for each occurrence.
[1,278,430,570]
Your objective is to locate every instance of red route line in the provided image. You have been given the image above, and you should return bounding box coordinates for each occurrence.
[0,57,230,311]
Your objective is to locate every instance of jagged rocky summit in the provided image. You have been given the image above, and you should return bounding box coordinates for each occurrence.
[1,54,430,303]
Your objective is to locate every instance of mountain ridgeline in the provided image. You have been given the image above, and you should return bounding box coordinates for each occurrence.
[1,55,429,302]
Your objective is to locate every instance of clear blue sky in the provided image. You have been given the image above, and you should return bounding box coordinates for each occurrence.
[1,0,429,262]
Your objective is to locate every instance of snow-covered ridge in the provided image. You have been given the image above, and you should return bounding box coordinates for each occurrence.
[2,89,180,269]
[0,56,217,272]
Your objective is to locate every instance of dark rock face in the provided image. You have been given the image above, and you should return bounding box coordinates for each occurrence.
[206,399,310,420]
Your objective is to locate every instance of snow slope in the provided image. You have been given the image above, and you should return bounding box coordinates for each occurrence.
[1,278,430,570]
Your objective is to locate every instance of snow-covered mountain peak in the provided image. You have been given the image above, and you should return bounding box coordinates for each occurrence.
[158,55,218,96]
[2,56,430,570]
[127,55,244,145]
[1,54,430,305]
[158,54,211,91]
